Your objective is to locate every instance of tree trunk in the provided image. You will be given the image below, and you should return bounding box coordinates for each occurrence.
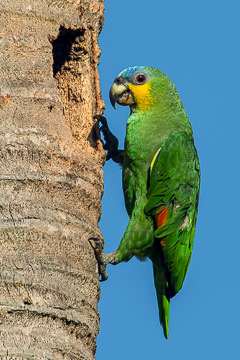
[0,1,105,358]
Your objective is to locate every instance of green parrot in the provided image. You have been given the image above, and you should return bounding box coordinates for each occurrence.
[93,66,200,339]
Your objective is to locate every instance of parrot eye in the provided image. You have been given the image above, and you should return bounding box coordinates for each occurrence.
[136,74,146,83]
[131,70,149,85]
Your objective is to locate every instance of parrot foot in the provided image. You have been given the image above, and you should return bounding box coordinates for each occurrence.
[94,115,124,164]
[89,237,117,281]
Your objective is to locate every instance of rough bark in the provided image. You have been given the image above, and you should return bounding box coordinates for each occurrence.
[0,0,105,358]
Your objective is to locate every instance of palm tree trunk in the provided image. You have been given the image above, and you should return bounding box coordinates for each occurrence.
[0,1,105,358]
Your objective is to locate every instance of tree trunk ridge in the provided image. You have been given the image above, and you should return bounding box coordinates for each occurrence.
[0,0,105,358]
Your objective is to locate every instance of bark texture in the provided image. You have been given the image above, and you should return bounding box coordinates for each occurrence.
[0,0,105,358]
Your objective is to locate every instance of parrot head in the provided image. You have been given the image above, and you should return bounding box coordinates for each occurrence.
[109,66,176,112]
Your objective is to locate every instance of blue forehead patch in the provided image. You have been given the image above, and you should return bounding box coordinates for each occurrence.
[118,66,148,79]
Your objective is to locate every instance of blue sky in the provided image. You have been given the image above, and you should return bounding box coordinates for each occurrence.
[96,1,240,359]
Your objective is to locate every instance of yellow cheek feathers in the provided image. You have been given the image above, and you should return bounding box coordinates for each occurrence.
[128,82,153,111]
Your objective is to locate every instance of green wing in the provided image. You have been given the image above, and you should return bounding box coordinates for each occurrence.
[145,131,200,295]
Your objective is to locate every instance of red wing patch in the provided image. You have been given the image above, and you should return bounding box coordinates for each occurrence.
[155,207,168,228]
[155,207,168,248]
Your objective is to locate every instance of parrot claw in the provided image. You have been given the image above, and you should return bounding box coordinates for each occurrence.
[89,237,117,281]
[93,115,123,164]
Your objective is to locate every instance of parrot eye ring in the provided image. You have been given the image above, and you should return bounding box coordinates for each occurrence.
[131,70,149,85]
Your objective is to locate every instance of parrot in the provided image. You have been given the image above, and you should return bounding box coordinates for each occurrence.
[92,66,200,339]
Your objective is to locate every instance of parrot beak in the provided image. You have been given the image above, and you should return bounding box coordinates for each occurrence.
[109,77,135,109]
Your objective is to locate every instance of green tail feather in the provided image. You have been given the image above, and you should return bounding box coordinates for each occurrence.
[153,263,170,339]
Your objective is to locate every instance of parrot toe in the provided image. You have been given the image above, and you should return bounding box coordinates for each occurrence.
[89,237,117,281]
[94,115,122,162]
